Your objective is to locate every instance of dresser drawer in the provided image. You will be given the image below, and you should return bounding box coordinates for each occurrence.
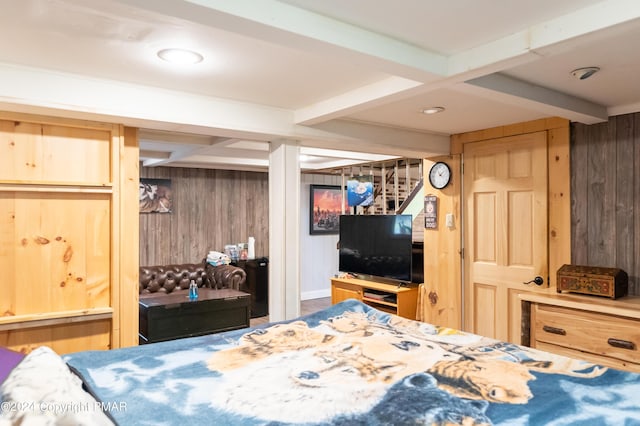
[533,304,640,364]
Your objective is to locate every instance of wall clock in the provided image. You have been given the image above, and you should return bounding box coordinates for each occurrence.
[428,161,451,189]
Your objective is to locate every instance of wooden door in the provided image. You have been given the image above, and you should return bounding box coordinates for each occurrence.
[463,132,548,343]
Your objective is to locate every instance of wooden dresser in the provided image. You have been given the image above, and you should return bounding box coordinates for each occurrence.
[520,293,640,372]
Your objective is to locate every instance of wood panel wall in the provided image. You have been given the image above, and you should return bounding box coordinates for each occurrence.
[139,166,269,266]
[572,112,640,295]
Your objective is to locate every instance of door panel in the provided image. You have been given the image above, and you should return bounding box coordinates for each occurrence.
[509,191,533,265]
[464,132,548,343]
[474,193,496,262]
[473,284,497,338]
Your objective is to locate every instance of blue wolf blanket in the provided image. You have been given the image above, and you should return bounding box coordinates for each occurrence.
[64,299,640,425]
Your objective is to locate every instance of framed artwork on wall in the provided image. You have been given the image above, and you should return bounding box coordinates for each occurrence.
[309,184,344,235]
[139,178,173,213]
[346,175,374,207]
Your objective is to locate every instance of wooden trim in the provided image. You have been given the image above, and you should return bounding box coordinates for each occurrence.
[548,126,571,287]
[0,307,113,331]
[519,293,640,319]
[451,117,569,150]
[0,110,119,131]
[118,126,140,347]
[0,183,112,193]
[109,125,121,349]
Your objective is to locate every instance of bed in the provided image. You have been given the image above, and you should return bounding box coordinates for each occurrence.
[2,298,640,425]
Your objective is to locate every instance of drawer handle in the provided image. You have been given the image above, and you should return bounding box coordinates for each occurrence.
[542,325,566,336]
[607,338,636,350]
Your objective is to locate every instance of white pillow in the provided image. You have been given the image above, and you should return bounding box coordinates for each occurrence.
[0,346,113,426]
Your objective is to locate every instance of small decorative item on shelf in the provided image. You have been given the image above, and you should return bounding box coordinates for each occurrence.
[336,272,356,279]
[557,264,628,299]
[225,244,239,262]
[189,280,199,301]
[206,250,230,266]
[238,243,248,260]
[248,237,255,260]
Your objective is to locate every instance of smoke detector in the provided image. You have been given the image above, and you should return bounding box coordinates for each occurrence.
[571,67,600,80]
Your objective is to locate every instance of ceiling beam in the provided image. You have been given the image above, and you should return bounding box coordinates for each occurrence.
[300,147,396,163]
[528,0,640,52]
[465,73,608,123]
[139,149,171,160]
[118,0,448,81]
[159,160,268,172]
[305,119,450,157]
[449,0,640,76]
[290,0,640,129]
[138,129,220,145]
[295,76,422,125]
[0,63,297,138]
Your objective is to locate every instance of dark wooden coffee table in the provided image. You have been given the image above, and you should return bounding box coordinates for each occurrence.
[139,288,250,344]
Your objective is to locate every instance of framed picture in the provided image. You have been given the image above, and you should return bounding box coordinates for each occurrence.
[346,175,374,206]
[310,184,344,235]
[139,178,173,213]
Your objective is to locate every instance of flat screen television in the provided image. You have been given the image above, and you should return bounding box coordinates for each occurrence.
[339,214,413,283]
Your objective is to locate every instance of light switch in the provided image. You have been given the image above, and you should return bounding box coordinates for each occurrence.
[446,213,454,228]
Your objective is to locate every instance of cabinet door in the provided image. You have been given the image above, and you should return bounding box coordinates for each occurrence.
[331,281,362,304]
[396,289,418,320]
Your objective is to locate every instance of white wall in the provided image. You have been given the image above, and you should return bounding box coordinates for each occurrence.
[299,174,341,300]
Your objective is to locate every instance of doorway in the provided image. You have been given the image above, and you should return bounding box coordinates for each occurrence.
[463,131,549,343]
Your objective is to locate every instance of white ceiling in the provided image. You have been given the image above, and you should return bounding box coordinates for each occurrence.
[0,0,639,172]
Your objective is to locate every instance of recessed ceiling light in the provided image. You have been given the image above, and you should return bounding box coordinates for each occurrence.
[422,106,445,115]
[157,48,204,65]
[570,66,600,80]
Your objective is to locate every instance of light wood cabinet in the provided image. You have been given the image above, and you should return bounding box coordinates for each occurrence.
[331,277,419,320]
[521,293,640,373]
[0,112,139,354]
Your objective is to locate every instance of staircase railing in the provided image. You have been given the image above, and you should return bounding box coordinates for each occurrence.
[397,179,423,215]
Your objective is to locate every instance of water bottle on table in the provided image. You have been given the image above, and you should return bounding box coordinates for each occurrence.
[189,280,199,301]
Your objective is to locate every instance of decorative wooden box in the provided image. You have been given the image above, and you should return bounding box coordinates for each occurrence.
[557,264,628,299]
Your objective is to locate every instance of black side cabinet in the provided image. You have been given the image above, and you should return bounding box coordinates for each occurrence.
[236,257,269,318]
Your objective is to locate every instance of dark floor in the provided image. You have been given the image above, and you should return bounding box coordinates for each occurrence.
[249,297,331,326]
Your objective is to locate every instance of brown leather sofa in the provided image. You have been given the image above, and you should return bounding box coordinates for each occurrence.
[139,261,247,295]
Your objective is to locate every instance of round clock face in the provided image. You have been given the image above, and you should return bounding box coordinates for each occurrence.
[429,162,451,189]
